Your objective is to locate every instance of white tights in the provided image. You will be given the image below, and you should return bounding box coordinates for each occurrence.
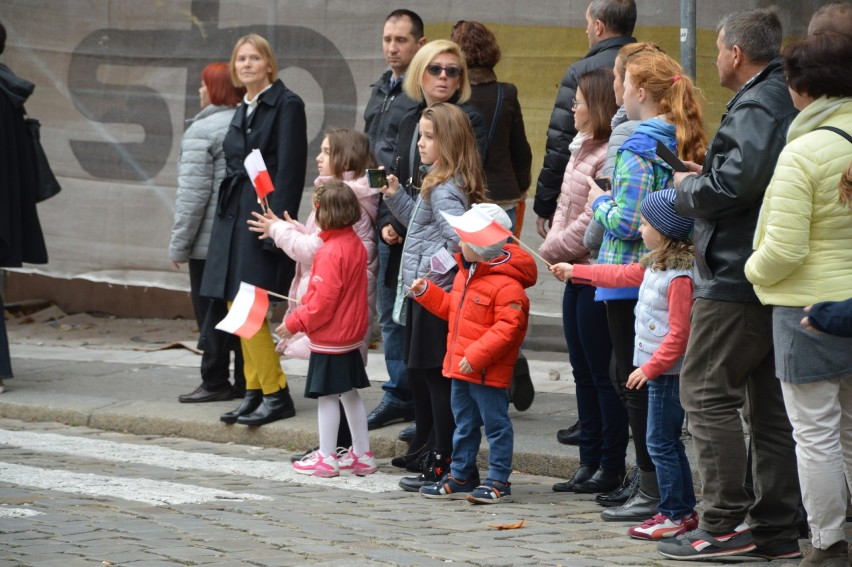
[317,389,370,457]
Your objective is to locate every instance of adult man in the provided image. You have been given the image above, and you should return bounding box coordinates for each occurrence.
[533,0,635,239]
[658,8,803,562]
[363,9,424,431]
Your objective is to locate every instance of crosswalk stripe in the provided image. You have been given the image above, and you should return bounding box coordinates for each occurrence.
[0,507,42,518]
[0,462,271,506]
[0,429,403,493]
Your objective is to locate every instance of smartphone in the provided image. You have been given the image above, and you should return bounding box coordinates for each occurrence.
[367,168,387,189]
[594,178,612,191]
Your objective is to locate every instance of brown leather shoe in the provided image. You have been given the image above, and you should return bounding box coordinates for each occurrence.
[178,386,234,403]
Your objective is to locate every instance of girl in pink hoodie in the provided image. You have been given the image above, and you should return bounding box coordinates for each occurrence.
[248,129,380,363]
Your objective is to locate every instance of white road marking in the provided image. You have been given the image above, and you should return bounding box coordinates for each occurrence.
[0,507,42,518]
[0,429,403,493]
[0,463,270,506]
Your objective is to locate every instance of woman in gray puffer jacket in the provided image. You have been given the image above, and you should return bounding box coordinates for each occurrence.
[169,62,246,403]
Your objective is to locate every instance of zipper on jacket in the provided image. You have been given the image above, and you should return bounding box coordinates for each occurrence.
[449,264,480,382]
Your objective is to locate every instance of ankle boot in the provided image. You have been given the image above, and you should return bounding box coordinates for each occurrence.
[237,386,296,426]
[220,389,262,423]
[391,444,430,472]
[573,466,625,494]
[596,466,639,507]
[399,452,451,492]
[600,469,660,521]
[800,541,847,567]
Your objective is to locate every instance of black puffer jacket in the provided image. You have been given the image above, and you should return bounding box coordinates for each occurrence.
[534,35,635,220]
[675,59,797,303]
[363,70,420,169]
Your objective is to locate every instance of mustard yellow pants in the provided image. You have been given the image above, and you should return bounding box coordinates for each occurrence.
[228,302,287,394]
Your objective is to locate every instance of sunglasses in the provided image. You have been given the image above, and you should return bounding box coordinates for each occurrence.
[426,64,462,78]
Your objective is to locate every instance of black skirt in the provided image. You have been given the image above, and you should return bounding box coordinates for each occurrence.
[403,299,448,370]
[304,349,370,399]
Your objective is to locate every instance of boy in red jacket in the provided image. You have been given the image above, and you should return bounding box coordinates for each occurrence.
[409,204,538,504]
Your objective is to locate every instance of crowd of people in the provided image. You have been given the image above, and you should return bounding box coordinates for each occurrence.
[2,1,848,564]
[158,2,851,564]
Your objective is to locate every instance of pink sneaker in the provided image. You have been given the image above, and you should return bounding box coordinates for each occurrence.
[292,450,339,477]
[339,448,378,476]
[628,511,698,540]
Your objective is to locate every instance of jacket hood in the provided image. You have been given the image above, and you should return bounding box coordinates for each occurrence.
[787,96,851,142]
[622,118,677,163]
[462,243,538,289]
[189,103,233,124]
[0,62,34,109]
[315,172,380,222]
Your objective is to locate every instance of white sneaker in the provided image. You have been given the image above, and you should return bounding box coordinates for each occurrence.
[292,450,339,477]
[339,447,378,476]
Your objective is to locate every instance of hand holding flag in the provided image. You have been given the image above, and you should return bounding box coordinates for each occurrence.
[244,149,274,211]
[216,282,295,339]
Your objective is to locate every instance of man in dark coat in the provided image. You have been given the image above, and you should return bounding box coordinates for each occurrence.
[533,0,636,238]
[0,19,48,387]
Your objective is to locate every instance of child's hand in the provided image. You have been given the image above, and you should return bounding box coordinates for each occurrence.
[248,210,281,239]
[381,224,401,245]
[627,368,649,389]
[459,357,473,374]
[409,278,427,295]
[800,305,822,334]
[381,173,400,197]
[275,321,293,340]
[549,262,574,283]
[586,176,605,206]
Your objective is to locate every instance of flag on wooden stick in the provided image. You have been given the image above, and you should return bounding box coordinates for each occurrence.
[215,282,270,339]
[244,149,275,201]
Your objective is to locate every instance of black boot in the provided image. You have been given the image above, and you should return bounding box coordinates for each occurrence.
[572,466,625,494]
[391,444,431,472]
[552,463,597,492]
[237,387,296,426]
[220,389,262,424]
[600,469,660,521]
[399,452,451,492]
[510,353,535,411]
[596,466,639,507]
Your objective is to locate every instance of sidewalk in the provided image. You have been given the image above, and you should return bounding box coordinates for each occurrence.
[1,314,613,479]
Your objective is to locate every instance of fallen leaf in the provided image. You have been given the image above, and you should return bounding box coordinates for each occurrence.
[490,519,526,530]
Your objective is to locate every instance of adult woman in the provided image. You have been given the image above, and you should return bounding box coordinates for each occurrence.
[170,62,246,404]
[539,68,627,496]
[202,33,308,427]
[744,31,852,567]
[376,39,486,471]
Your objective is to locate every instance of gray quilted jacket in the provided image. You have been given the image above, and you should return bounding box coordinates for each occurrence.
[168,104,235,261]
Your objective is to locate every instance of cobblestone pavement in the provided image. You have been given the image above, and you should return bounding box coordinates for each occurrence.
[0,420,807,567]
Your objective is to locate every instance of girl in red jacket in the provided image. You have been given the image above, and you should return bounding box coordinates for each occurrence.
[277,179,376,478]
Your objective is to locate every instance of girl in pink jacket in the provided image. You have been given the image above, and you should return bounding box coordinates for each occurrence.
[248,129,380,363]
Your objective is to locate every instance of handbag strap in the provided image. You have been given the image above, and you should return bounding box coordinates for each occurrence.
[484,83,504,162]
[815,126,852,144]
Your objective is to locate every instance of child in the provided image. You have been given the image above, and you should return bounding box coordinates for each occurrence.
[275,179,376,478]
[550,188,697,537]
[409,203,537,504]
[584,50,706,522]
[381,102,487,491]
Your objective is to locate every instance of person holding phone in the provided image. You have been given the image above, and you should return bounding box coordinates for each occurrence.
[539,68,628,498]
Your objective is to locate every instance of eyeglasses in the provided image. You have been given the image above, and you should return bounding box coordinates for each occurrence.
[571,98,587,110]
[426,64,462,78]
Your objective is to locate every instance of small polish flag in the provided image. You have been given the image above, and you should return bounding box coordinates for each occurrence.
[244,149,275,200]
[215,282,270,339]
[440,205,512,247]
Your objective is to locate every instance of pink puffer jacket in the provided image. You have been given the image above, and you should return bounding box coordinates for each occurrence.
[269,172,379,362]
[539,133,608,265]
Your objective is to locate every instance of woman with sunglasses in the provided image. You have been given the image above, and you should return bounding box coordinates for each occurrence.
[376,39,487,489]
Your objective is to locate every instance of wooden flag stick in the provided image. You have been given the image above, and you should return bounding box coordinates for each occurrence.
[266,290,296,302]
[509,235,552,267]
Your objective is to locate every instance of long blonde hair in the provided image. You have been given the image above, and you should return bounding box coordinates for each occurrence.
[627,51,707,164]
[419,103,486,205]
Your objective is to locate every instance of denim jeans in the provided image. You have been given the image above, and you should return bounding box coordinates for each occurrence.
[450,379,513,483]
[377,240,412,406]
[563,282,628,470]
[647,375,695,519]
[681,299,802,545]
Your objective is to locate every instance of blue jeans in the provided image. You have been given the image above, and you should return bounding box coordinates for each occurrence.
[377,240,412,406]
[450,379,513,483]
[647,375,695,519]
[563,282,628,470]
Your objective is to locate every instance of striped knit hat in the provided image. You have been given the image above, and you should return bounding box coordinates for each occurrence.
[640,189,694,242]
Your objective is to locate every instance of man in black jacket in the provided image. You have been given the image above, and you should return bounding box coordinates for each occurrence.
[363,9,424,431]
[533,0,635,238]
[658,8,803,562]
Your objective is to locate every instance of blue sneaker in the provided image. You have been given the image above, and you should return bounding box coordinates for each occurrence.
[657,522,757,560]
[419,474,477,499]
[467,479,512,505]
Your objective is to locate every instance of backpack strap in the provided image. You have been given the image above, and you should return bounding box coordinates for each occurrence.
[816,126,852,144]
[484,83,504,162]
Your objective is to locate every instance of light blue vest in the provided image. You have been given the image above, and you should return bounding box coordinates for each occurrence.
[633,267,693,375]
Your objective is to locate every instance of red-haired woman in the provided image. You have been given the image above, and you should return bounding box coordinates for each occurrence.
[169,62,245,404]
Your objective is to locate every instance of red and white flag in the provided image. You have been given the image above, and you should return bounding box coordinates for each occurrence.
[440,205,512,247]
[215,282,270,339]
[244,149,275,200]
